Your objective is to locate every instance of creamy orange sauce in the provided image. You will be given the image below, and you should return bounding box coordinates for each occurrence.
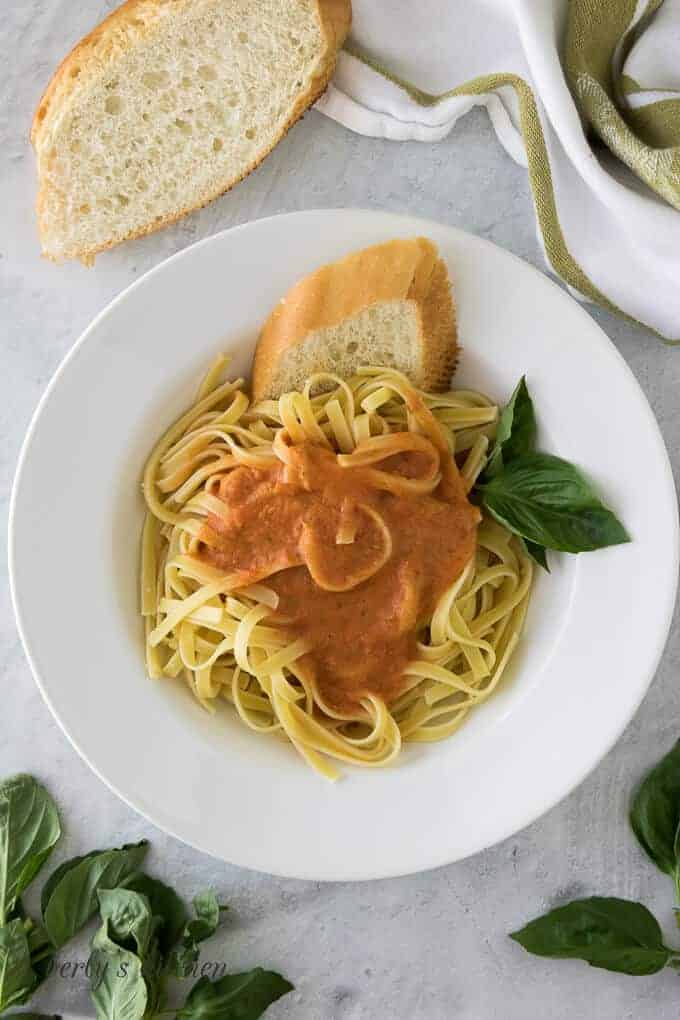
[197,440,479,713]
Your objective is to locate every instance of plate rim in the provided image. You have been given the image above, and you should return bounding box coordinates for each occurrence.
[9,208,679,880]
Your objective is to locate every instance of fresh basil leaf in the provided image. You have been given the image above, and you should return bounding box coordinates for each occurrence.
[98,889,156,960]
[0,919,37,1011]
[481,454,630,553]
[521,538,549,571]
[90,930,147,1020]
[124,874,187,957]
[484,376,536,479]
[0,776,60,926]
[169,891,225,979]
[510,897,671,975]
[177,970,293,1020]
[630,740,680,879]
[40,853,93,919]
[43,841,149,948]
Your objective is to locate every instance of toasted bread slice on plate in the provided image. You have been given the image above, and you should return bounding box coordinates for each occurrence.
[252,237,458,399]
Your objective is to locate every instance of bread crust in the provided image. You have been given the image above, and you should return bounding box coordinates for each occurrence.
[418,253,459,391]
[252,238,459,400]
[31,0,351,263]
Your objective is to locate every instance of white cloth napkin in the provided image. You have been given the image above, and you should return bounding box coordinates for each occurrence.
[316,0,680,341]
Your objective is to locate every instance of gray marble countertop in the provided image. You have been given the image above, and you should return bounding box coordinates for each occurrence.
[3,4,680,1019]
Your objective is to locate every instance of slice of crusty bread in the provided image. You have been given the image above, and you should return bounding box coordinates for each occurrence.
[32,0,350,264]
[252,237,458,399]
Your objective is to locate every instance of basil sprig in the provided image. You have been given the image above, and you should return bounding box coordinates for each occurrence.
[0,774,292,1019]
[89,886,290,1020]
[511,741,680,976]
[477,378,629,568]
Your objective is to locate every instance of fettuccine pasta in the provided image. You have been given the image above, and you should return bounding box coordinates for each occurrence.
[141,358,533,780]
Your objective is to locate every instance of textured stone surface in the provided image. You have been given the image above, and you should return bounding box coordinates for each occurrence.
[2,4,680,1018]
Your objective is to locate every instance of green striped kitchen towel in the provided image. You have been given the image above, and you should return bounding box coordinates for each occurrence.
[316,0,680,342]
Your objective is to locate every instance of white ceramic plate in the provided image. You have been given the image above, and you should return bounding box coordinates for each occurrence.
[10,210,678,881]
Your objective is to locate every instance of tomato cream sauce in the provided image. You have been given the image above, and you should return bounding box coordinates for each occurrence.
[197,440,479,713]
